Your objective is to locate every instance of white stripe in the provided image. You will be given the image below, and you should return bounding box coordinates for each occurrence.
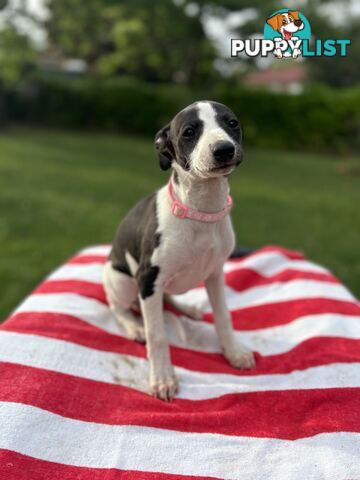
[174,280,356,312]
[77,245,111,256]
[224,251,330,276]
[44,259,357,310]
[50,253,330,283]
[47,263,104,283]
[1,331,359,400]
[0,401,359,480]
[164,312,360,355]
[15,293,123,336]
[74,247,330,277]
[14,293,360,355]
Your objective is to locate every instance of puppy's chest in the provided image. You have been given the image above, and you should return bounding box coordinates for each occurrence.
[157,221,234,294]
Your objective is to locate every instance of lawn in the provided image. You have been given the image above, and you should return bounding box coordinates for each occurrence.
[0,128,359,321]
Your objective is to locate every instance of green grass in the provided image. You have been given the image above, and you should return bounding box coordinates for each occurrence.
[0,128,359,321]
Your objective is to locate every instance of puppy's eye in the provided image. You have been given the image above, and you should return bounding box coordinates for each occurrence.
[183,127,195,138]
[228,119,239,129]
[282,19,287,25]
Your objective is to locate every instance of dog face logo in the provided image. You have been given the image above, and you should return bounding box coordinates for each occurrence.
[264,9,311,59]
[266,10,304,41]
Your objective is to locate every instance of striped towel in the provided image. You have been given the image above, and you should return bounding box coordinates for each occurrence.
[1,245,359,480]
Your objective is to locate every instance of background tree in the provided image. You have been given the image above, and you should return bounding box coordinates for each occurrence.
[0,26,35,86]
[1,0,359,87]
[0,0,38,86]
[44,0,114,72]
[45,0,218,84]
[309,20,360,87]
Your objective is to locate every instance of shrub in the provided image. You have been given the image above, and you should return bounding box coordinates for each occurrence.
[2,72,359,153]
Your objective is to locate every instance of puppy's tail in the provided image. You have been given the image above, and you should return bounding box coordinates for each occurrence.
[230,247,256,259]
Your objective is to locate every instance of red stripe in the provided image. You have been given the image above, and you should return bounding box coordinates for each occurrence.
[244,245,305,260]
[67,254,108,265]
[34,271,340,309]
[224,268,338,292]
[1,363,359,440]
[35,280,107,304]
[180,267,338,293]
[63,254,324,297]
[1,312,146,358]
[3,312,360,376]
[218,298,360,330]
[31,280,360,331]
[0,449,219,480]
[43,265,337,296]
[67,245,306,266]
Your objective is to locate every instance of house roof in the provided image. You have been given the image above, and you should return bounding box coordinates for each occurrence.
[244,65,307,85]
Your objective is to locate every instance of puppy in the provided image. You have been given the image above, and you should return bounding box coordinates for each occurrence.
[103,101,255,401]
[266,10,304,58]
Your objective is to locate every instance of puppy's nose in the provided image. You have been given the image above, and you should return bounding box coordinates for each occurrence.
[212,141,235,162]
[294,19,302,27]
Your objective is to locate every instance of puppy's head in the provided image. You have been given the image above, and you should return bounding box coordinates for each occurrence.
[155,101,243,179]
[266,10,304,40]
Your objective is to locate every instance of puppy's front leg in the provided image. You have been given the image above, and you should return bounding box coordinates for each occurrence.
[139,281,178,401]
[205,268,255,369]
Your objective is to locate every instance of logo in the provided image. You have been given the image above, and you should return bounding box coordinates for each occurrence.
[264,10,310,59]
[231,9,351,59]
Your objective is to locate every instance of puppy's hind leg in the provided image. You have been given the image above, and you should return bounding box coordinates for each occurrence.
[165,295,203,321]
[103,261,145,343]
[113,307,146,343]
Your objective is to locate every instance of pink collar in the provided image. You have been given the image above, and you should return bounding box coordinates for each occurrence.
[168,178,233,223]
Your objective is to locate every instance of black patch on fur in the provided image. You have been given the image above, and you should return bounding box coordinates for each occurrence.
[212,102,243,154]
[137,265,160,299]
[109,193,162,291]
[230,247,256,258]
[170,105,204,171]
[155,124,175,170]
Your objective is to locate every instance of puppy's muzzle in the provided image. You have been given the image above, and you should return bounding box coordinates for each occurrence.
[212,141,235,164]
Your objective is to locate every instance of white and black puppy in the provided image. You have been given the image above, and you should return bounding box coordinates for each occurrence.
[103,100,255,401]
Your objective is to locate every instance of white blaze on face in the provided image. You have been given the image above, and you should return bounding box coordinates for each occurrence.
[190,102,234,175]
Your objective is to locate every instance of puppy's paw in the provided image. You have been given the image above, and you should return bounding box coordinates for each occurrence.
[184,306,203,321]
[168,300,203,321]
[126,323,146,343]
[224,344,255,370]
[150,374,179,402]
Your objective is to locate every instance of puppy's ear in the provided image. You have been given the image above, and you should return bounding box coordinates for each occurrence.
[289,10,300,20]
[155,123,174,171]
[266,13,281,31]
